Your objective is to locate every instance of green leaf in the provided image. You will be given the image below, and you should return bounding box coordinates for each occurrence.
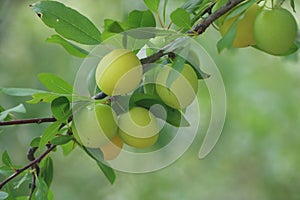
[96,161,116,184]
[51,96,70,120]
[181,0,203,13]
[61,139,75,156]
[1,151,13,169]
[35,177,49,200]
[170,8,191,29]
[217,18,238,53]
[79,145,116,184]
[46,35,89,58]
[0,88,46,97]
[40,157,54,187]
[39,121,61,149]
[27,92,62,104]
[163,0,168,25]
[127,10,156,28]
[0,104,26,121]
[101,19,125,41]
[38,73,73,94]
[144,0,160,13]
[166,56,186,88]
[30,137,41,147]
[31,1,101,45]
[13,172,31,189]
[290,0,295,12]
[225,0,256,19]
[0,191,8,200]
[0,166,14,177]
[51,135,73,145]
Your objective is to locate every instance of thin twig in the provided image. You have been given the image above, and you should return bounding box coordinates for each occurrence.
[0,117,56,126]
[0,145,56,190]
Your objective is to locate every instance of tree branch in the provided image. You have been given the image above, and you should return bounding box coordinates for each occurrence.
[0,117,56,126]
[0,145,56,190]
[187,0,246,35]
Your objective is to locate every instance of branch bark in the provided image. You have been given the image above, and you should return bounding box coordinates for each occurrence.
[188,0,246,35]
[0,117,56,126]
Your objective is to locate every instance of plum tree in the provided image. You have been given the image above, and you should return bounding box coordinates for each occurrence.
[73,103,118,148]
[253,8,298,55]
[118,107,159,148]
[156,64,198,109]
[219,4,260,48]
[95,49,143,96]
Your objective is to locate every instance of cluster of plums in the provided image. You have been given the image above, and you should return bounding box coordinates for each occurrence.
[73,49,198,160]
[214,1,298,55]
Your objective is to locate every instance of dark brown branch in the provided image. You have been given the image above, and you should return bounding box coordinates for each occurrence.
[0,117,56,126]
[0,145,56,190]
[187,0,246,35]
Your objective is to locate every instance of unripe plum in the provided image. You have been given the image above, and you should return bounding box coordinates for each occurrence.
[220,4,260,48]
[156,64,198,109]
[73,103,117,148]
[95,49,143,96]
[118,107,159,148]
[254,8,298,55]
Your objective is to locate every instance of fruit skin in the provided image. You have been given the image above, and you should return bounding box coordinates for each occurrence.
[118,107,159,148]
[73,103,117,148]
[100,134,123,160]
[95,49,143,96]
[254,8,298,55]
[156,64,198,109]
[220,4,260,48]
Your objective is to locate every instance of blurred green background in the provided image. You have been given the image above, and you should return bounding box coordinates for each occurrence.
[1,0,300,199]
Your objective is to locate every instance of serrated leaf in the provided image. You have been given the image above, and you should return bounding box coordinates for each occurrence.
[0,104,26,121]
[30,137,41,147]
[51,135,73,145]
[46,35,89,58]
[27,92,62,104]
[1,151,13,169]
[38,73,73,94]
[127,10,156,28]
[217,18,238,53]
[96,161,116,184]
[0,191,8,200]
[39,121,62,149]
[144,0,160,13]
[0,88,46,97]
[40,157,54,187]
[51,96,70,120]
[35,177,49,200]
[31,1,101,45]
[170,8,191,29]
